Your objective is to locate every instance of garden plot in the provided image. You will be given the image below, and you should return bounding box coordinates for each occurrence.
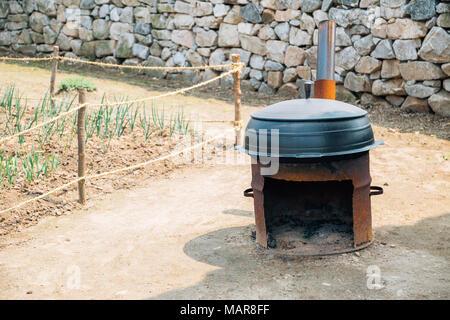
[0,84,200,235]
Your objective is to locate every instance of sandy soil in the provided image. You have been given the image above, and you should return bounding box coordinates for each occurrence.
[0,62,449,299]
[0,125,449,299]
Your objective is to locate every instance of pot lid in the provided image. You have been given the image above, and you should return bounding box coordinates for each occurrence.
[252,98,367,121]
[239,98,383,159]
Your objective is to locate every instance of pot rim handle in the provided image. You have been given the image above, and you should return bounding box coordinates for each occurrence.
[370,186,384,196]
[244,188,254,198]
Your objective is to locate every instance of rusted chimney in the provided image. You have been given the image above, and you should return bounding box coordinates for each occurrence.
[314,20,336,100]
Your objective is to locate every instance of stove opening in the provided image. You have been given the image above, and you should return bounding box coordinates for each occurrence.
[263,178,354,252]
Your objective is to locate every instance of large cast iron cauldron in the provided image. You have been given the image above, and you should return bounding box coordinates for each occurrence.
[239,98,383,159]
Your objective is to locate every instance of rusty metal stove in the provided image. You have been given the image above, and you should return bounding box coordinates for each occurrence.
[238,20,383,256]
[247,153,383,256]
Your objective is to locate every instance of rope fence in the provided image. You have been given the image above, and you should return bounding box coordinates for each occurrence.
[0,48,245,215]
[0,130,233,216]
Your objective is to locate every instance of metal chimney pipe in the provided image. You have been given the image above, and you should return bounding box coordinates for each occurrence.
[317,20,336,81]
[314,20,336,100]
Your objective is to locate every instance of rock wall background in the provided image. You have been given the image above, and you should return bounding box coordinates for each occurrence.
[0,0,449,116]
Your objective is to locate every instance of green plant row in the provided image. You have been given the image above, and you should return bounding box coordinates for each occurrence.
[0,147,59,188]
[0,85,192,188]
[83,96,191,142]
[1,86,191,146]
[0,85,77,146]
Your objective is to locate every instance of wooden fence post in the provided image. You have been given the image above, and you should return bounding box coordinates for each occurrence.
[49,46,59,99]
[77,89,87,205]
[232,54,242,147]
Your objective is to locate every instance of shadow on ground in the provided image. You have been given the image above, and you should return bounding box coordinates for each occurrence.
[222,209,253,217]
[149,213,450,300]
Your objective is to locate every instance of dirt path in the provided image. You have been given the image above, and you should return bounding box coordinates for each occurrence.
[0,125,449,299]
[0,62,449,300]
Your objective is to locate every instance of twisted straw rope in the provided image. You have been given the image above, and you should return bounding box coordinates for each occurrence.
[0,55,243,71]
[0,56,54,62]
[58,56,241,71]
[0,66,241,144]
[0,130,233,216]
[0,102,89,145]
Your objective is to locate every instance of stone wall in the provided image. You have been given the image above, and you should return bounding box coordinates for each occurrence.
[0,0,449,116]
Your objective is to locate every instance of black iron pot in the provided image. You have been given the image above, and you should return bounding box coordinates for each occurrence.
[239,98,383,158]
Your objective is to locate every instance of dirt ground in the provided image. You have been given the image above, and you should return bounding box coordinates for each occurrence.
[0,62,449,299]
[0,127,449,299]
[0,61,244,235]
